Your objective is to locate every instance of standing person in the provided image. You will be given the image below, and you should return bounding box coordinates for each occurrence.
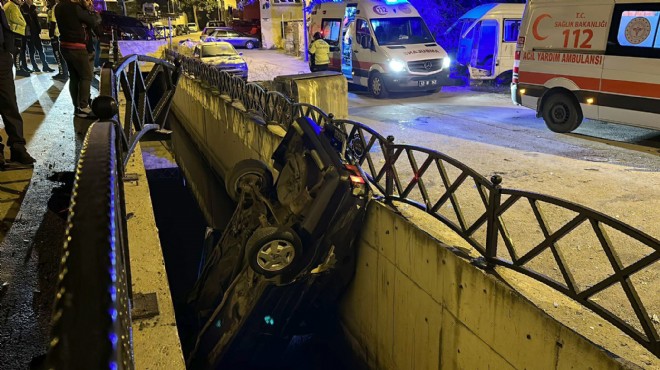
[54,0,99,118]
[308,31,330,72]
[23,0,54,72]
[82,0,99,74]
[0,6,36,167]
[3,0,30,76]
[47,0,67,80]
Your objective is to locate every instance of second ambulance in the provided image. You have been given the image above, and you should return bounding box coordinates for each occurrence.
[309,0,451,98]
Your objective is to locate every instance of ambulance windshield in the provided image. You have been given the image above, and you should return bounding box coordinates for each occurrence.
[370,17,434,45]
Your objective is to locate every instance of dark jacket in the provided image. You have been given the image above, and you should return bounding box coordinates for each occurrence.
[54,0,99,46]
[0,7,9,50]
[23,4,41,39]
[19,2,31,36]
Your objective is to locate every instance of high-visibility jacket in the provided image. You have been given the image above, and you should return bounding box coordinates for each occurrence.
[309,38,330,65]
[3,1,26,36]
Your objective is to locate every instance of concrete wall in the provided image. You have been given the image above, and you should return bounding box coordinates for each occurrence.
[339,201,626,370]
[169,74,630,370]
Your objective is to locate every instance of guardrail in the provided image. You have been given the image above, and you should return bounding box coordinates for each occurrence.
[96,54,181,169]
[166,48,660,357]
[45,121,134,369]
[45,55,182,369]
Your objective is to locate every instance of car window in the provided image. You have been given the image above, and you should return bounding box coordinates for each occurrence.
[226,31,240,37]
[213,30,228,37]
[201,44,238,57]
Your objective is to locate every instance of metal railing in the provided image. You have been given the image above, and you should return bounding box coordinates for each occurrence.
[166,49,660,357]
[96,54,182,169]
[45,121,133,369]
[45,55,182,369]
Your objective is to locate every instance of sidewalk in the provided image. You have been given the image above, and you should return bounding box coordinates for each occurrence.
[0,73,79,368]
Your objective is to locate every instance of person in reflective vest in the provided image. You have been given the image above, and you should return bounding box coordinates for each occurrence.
[309,31,329,72]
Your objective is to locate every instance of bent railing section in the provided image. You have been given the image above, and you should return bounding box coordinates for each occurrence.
[166,49,660,357]
[45,121,134,370]
[95,54,181,169]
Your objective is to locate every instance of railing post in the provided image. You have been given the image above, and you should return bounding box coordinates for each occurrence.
[112,26,120,63]
[485,175,503,261]
[385,135,395,200]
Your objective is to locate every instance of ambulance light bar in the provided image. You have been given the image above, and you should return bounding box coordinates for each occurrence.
[385,0,408,4]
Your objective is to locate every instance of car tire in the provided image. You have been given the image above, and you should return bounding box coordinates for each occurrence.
[225,159,273,201]
[246,227,303,278]
[541,92,583,133]
[368,72,389,99]
[495,71,512,85]
[245,41,255,49]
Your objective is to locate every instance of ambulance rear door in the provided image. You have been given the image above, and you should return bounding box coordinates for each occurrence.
[469,19,498,78]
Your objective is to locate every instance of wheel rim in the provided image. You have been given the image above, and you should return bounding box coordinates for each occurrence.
[246,42,254,49]
[256,239,296,272]
[235,171,265,192]
[372,77,382,95]
[550,103,569,124]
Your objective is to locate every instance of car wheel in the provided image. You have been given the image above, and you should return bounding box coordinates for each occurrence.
[368,72,389,99]
[245,41,255,49]
[225,159,273,201]
[247,227,303,278]
[541,93,583,133]
[495,71,512,85]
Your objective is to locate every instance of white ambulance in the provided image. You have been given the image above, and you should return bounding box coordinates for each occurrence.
[309,0,451,98]
[512,0,660,133]
[451,3,524,84]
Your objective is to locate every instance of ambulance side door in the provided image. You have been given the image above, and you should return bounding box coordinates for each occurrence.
[469,19,498,78]
[601,3,660,129]
[499,18,521,80]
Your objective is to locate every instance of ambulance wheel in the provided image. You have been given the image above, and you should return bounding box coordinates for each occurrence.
[369,72,389,99]
[247,227,303,278]
[541,93,583,133]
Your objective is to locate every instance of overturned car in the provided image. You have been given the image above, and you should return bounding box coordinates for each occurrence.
[187,117,371,369]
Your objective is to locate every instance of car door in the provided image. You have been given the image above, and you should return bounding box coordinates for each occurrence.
[225,31,243,47]
[211,30,227,42]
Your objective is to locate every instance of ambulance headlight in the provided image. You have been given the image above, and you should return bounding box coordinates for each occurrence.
[389,59,406,73]
[442,57,451,69]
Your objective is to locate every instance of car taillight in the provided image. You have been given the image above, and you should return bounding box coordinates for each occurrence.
[345,164,367,196]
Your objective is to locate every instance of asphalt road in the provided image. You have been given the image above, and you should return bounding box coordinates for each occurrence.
[347,85,660,170]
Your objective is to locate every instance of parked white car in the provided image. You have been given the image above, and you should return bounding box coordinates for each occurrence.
[188,22,198,32]
[155,25,176,39]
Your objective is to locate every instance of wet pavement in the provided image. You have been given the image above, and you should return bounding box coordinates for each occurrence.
[0,72,85,369]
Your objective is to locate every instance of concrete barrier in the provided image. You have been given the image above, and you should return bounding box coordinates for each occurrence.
[169,73,638,370]
[340,201,627,370]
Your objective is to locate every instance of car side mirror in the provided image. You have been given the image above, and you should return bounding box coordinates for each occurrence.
[239,52,243,55]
